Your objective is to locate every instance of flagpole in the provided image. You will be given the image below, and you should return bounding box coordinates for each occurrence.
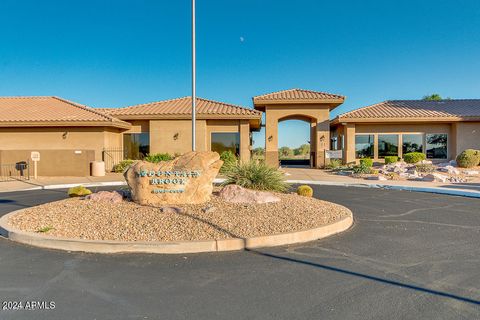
[191,0,196,151]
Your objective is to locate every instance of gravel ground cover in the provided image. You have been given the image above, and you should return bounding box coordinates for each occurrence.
[8,190,350,242]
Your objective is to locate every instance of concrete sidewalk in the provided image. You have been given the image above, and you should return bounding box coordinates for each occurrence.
[1,169,480,198]
[0,173,125,193]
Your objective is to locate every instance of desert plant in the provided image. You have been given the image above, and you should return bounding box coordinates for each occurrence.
[353,163,371,174]
[359,158,373,167]
[386,172,400,180]
[296,185,313,197]
[403,152,426,164]
[415,163,435,173]
[219,151,238,173]
[384,156,399,164]
[144,153,173,163]
[112,159,135,173]
[222,161,290,192]
[456,149,480,168]
[37,226,54,233]
[68,185,92,197]
[325,159,342,169]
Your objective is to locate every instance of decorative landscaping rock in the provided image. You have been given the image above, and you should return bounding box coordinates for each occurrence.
[219,185,281,204]
[419,160,433,165]
[463,170,479,176]
[86,191,123,203]
[124,151,223,205]
[160,206,185,214]
[422,173,449,183]
[438,165,460,175]
[201,205,216,213]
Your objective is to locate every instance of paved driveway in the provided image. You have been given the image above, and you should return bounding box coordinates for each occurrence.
[0,186,479,319]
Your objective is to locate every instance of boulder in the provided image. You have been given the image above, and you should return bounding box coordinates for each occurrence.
[124,151,223,205]
[463,170,479,176]
[86,191,123,203]
[419,160,433,165]
[422,173,449,183]
[406,168,418,175]
[449,160,458,166]
[438,165,460,175]
[219,185,281,204]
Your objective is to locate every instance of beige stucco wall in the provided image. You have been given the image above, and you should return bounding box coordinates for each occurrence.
[451,122,480,156]
[263,104,331,168]
[335,122,466,163]
[149,120,207,156]
[0,149,95,176]
[0,127,122,162]
[147,119,251,161]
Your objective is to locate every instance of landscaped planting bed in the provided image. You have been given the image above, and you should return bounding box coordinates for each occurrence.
[8,188,350,242]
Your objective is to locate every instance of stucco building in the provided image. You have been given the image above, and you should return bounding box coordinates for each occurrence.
[331,99,480,164]
[1,92,479,177]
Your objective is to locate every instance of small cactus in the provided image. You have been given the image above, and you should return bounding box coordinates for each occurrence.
[296,185,313,197]
[68,185,92,197]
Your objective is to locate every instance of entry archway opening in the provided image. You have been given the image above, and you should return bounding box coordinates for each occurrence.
[278,115,315,168]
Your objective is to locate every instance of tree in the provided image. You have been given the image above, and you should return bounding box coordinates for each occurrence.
[294,144,310,156]
[252,147,265,156]
[422,94,442,101]
[278,146,293,158]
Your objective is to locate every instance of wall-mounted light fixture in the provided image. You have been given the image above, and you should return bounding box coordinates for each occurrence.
[268,135,273,142]
[173,133,179,140]
[62,132,68,139]
[320,135,325,142]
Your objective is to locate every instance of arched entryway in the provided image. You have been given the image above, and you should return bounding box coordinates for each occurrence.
[253,89,345,168]
[277,115,316,167]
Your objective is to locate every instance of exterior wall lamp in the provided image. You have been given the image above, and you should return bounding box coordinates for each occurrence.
[268,135,273,142]
[173,133,179,140]
[62,132,68,139]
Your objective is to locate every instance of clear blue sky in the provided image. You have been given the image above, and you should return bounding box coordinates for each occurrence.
[1,0,479,148]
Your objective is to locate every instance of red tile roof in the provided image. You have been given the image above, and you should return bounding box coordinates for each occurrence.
[253,88,345,102]
[100,96,262,119]
[334,99,480,123]
[0,96,130,128]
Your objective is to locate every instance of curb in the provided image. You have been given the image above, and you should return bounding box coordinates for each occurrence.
[0,181,128,193]
[284,180,480,199]
[1,178,479,199]
[0,208,353,254]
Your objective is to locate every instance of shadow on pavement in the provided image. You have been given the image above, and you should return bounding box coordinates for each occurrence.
[247,248,480,306]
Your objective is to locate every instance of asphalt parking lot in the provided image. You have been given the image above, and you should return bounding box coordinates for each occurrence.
[0,185,479,319]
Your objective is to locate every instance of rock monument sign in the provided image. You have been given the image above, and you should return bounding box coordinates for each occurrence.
[124,151,223,205]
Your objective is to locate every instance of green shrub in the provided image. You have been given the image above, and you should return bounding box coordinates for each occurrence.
[415,163,435,173]
[112,160,135,173]
[297,185,313,197]
[403,152,426,164]
[219,151,238,173]
[359,158,373,167]
[37,226,54,233]
[456,149,480,168]
[353,163,371,174]
[144,153,173,163]
[68,185,92,197]
[384,156,399,164]
[325,159,342,169]
[222,161,290,192]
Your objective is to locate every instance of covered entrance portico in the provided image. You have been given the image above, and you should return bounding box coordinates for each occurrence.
[253,89,345,168]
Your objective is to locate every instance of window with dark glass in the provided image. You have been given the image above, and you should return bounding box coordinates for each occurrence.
[355,135,374,158]
[402,134,423,154]
[211,132,240,156]
[426,134,448,159]
[123,133,150,160]
[378,134,399,158]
